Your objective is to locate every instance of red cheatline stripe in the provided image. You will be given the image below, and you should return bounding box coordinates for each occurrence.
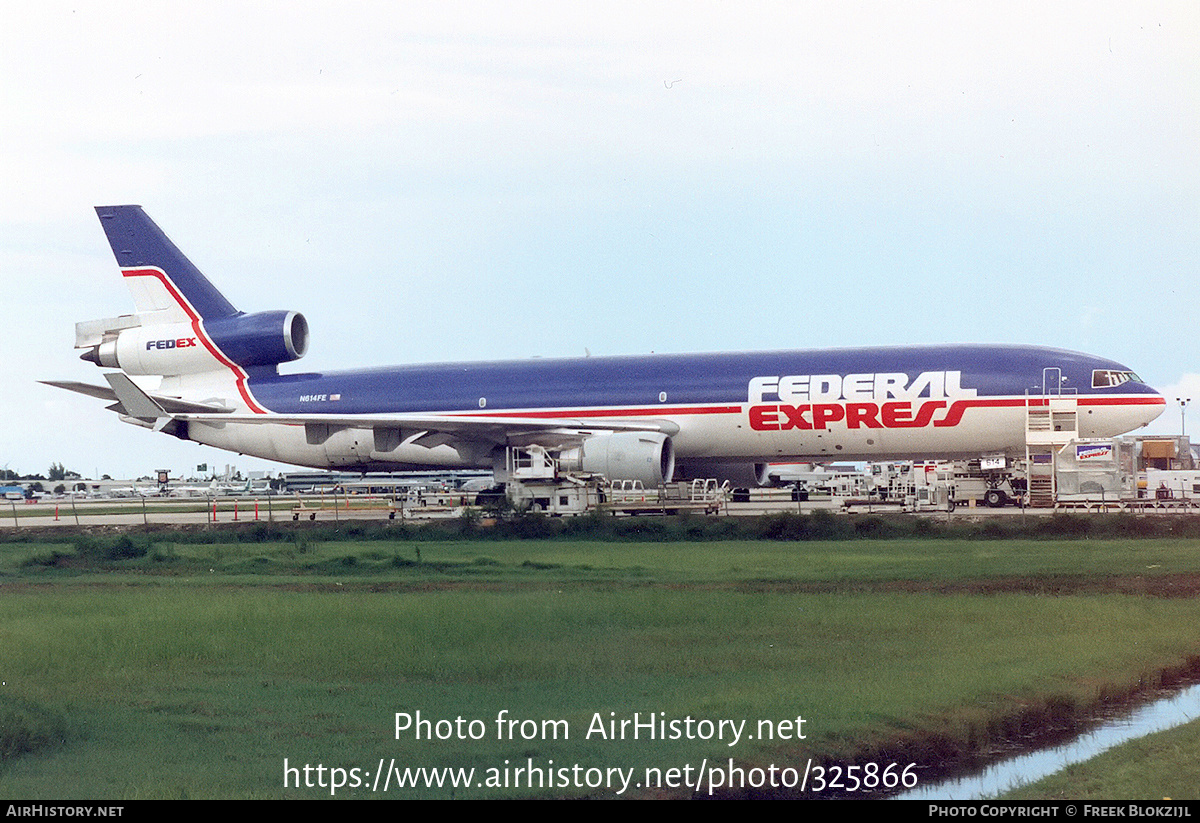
[121,267,267,414]
[448,396,1161,423]
[1079,396,1166,406]
[447,405,743,420]
[1008,396,1164,408]
[934,396,1163,428]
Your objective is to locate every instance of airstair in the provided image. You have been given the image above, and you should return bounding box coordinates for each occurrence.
[1024,368,1079,507]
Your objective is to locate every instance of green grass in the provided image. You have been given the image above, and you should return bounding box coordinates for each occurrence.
[3,534,1200,798]
[7,535,1200,585]
[1001,719,1200,801]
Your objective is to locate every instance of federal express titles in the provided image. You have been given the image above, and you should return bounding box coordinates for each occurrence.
[746,369,980,431]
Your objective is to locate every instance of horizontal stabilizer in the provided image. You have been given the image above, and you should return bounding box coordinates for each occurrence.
[41,380,232,415]
[74,315,142,349]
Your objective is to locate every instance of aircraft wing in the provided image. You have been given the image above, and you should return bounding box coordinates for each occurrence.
[176,411,676,449]
[46,375,676,448]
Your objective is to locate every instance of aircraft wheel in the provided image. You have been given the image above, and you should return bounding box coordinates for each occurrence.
[984,489,1006,508]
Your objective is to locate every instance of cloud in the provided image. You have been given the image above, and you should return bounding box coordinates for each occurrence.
[1141,373,1200,437]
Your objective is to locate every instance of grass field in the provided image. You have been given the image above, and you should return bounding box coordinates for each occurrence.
[2,528,1200,799]
[1001,719,1200,800]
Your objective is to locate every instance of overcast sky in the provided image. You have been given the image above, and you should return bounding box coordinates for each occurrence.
[2,1,1196,479]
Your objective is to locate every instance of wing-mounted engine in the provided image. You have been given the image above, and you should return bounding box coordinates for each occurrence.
[77,310,308,376]
[557,432,675,486]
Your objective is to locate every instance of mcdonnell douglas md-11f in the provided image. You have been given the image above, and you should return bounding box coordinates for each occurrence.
[45,206,1165,486]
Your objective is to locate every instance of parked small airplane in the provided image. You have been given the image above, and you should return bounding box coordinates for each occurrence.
[45,206,1164,486]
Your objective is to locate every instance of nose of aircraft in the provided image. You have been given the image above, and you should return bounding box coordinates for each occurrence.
[1133,382,1167,428]
[1081,376,1165,437]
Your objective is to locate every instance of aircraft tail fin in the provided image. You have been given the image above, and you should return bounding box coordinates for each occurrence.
[95,205,239,322]
[73,207,303,412]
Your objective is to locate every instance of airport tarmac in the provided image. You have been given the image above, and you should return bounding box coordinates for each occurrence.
[1,496,339,528]
[4,493,1181,530]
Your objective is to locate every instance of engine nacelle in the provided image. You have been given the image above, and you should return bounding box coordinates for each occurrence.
[83,311,308,375]
[205,311,309,369]
[558,432,675,487]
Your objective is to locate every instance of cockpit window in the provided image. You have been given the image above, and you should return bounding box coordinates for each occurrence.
[1092,369,1141,389]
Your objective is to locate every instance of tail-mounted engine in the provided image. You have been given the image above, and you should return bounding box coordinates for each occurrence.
[78,310,308,376]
